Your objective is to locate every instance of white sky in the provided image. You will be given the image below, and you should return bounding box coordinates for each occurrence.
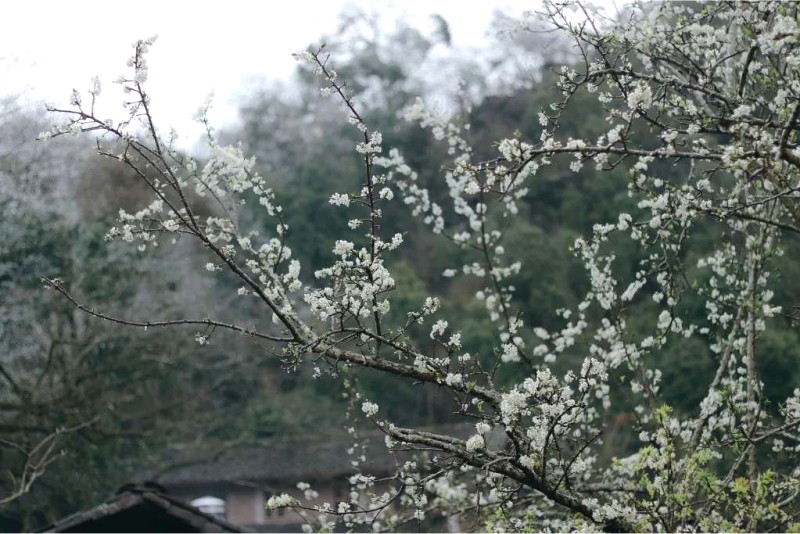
[2,1,621,151]
[2,1,545,148]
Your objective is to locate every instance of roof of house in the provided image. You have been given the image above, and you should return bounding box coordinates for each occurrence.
[153,424,486,487]
[39,484,245,533]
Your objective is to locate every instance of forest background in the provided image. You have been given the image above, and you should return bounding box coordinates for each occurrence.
[3,3,800,531]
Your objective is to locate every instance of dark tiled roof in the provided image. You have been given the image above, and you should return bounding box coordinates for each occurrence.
[39,485,245,533]
[154,424,480,487]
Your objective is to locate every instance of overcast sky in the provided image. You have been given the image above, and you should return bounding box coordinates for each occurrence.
[2,1,618,151]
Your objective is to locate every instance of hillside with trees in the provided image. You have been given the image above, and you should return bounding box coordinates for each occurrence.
[3,2,800,531]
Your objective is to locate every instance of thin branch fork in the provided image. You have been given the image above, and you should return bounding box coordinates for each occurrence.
[41,277,292,343]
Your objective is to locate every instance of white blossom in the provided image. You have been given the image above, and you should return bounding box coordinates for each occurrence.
[361,401,379,417]
[465,434,485,452]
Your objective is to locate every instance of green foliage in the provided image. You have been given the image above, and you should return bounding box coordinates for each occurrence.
[6,5,800,531]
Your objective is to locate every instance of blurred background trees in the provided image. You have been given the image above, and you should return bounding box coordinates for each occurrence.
[3,6,800,531]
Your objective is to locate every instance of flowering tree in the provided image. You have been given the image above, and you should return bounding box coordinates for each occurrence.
[42,1,800,531]
[0,103,285,523]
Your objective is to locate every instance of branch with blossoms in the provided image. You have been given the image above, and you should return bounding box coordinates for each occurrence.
[41,1,800,531]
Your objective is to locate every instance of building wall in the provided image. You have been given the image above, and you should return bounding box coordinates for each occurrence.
[166,478,399,530]
[226,487,265,525]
